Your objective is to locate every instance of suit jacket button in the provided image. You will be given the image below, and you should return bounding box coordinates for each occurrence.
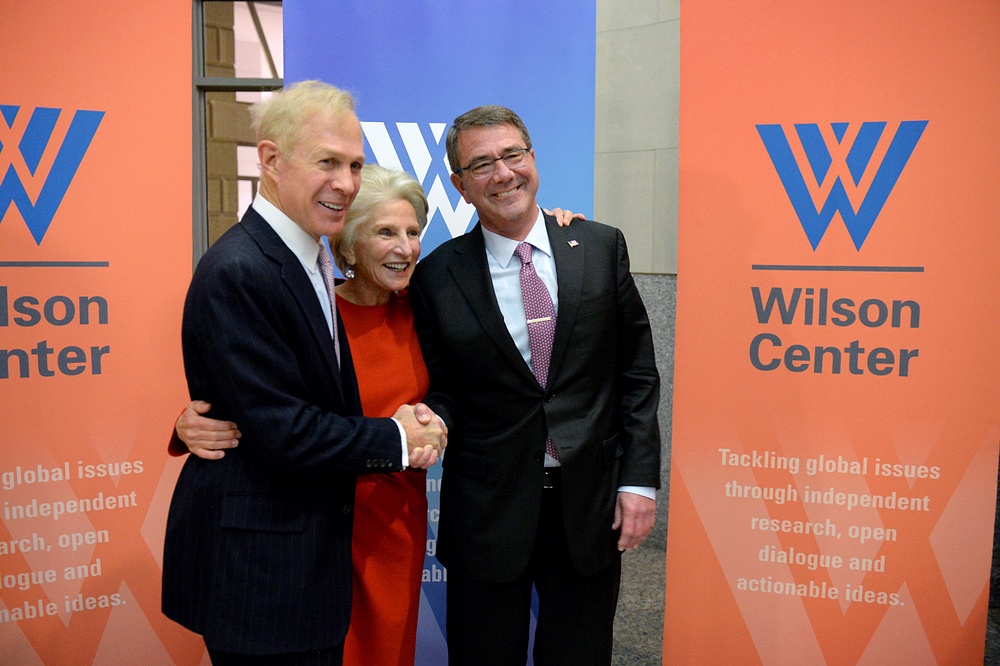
[343,504,352,515]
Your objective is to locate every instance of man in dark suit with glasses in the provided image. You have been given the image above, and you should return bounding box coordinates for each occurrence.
[411,105,661,666]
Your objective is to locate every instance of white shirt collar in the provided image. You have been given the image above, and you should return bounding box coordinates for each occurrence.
[482,207,552,268]
[252,195,322,273]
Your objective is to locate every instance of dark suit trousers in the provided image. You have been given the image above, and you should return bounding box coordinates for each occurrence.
[446,483,622,666]
[207,645,343,666]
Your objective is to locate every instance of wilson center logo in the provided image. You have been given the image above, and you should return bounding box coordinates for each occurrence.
[756,121,927,250]
[361,121,476,240]
[0,105,104,245]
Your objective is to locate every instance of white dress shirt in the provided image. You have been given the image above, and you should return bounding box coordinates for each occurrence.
[482,208,559,371]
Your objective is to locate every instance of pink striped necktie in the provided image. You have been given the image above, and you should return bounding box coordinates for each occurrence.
[317,242,341,366]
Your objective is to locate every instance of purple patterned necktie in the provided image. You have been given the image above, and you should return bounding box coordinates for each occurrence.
[317,242,341,366]
[515,242,559,461]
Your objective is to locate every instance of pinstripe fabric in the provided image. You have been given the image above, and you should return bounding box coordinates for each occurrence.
[162,207,404,655]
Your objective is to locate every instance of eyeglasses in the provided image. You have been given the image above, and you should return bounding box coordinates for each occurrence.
[456,147,532,179]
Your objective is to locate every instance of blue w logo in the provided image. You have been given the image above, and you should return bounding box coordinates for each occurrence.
[756,121,927,250]
[361,120,476,251]
[0,105,104,245]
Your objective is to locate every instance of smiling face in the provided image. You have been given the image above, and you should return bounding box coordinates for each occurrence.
[450,123,539,240]
[342,198,422,304]
[259,109,365,241]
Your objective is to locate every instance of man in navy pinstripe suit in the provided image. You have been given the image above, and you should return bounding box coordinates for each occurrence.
[161,81,445,665]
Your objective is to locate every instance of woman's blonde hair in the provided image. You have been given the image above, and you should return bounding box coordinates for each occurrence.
[333,164,429,274]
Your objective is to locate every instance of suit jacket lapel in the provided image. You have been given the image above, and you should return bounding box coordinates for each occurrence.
[448,224,537,384]
[547,215,584,385]
[335,306,363,413]
[241,209,345,398]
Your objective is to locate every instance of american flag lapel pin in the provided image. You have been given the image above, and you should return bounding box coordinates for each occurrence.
[568,240,579,248]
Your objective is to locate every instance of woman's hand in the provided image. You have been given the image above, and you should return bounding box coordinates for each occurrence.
[544,207,586,227]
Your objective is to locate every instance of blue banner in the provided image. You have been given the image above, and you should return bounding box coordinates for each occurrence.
[286,1,595,250]
[286,3,595,663]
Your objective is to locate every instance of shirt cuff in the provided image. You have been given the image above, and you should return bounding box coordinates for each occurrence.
[618,485,656,501]
[392,418,408,468]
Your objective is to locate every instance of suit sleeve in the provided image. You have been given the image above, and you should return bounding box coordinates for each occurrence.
[612,228,662,489]
[183,246,401,478]
[409,266,458,432]
[167,428,186,457]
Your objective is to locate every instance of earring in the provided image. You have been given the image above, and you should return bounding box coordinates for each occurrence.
[345,266,356,279]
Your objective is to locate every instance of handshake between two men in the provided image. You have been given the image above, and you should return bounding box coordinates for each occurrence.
[393,402,447,469]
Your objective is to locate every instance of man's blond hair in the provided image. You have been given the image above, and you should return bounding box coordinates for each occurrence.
[249,80,356,153]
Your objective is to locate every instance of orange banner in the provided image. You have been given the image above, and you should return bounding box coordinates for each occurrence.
[666,2,1000,664]
[0,3,200,664]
